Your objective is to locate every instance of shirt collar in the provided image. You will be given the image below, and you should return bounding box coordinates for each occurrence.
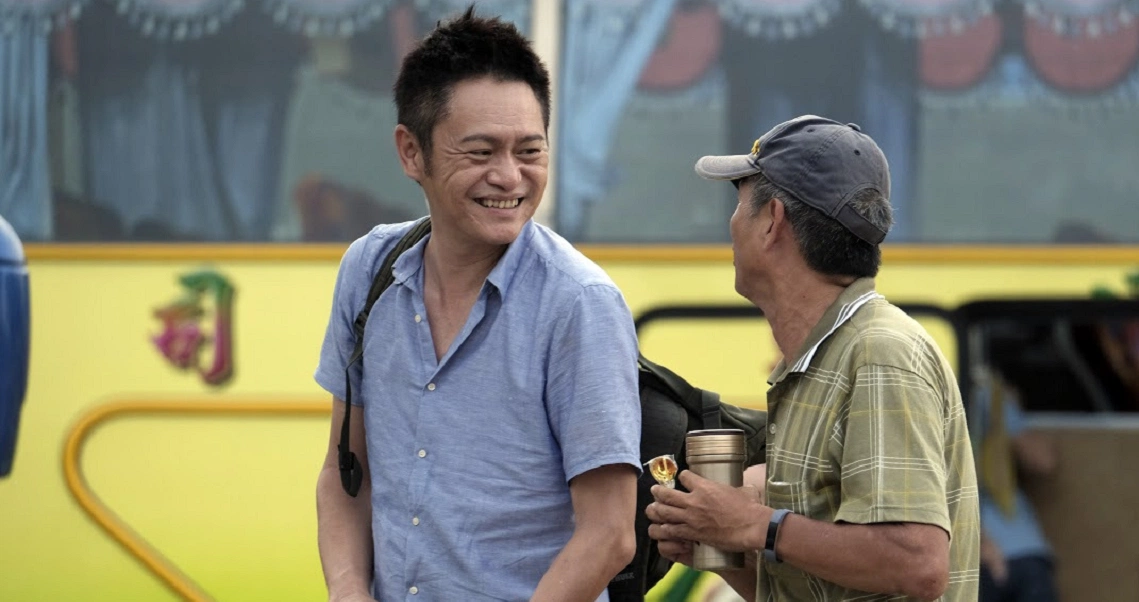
[483,220,534,300]
[391,231,429,292]
[391,220,535,301]
[767,277,882,385]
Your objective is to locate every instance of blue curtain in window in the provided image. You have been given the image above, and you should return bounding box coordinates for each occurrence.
[858,20,917,241]
[79,43,228,240]
[717,2,921,241]
[76,4,298,240]
[557,0,678,241]
[0,23,52,241]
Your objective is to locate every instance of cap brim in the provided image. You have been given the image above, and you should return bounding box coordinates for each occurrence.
[694,154,760,181]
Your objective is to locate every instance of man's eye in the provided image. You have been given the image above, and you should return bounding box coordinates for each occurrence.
[469,150,492,157]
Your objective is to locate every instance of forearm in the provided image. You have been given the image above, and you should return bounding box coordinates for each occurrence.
[770,515,947,600]
[530,529,634,602]
[316,465,374,599]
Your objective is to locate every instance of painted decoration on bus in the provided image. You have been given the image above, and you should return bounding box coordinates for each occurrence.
[152,269,236,386]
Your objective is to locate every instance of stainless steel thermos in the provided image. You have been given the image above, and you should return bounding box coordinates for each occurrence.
[685,428,747,571]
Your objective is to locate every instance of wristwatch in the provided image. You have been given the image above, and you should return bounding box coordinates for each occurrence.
[763,509,793,564]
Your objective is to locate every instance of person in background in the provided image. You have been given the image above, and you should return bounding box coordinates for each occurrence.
[975,369,1060,602]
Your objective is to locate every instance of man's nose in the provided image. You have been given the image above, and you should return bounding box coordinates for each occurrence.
[486,155,523,190]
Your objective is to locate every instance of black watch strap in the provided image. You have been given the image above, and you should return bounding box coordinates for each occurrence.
[763,509,792,564]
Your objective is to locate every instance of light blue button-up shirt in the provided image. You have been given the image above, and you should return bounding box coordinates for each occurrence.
[316,219,642,601]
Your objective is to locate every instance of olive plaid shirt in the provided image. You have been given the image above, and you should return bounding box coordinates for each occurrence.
[757,278,980,601]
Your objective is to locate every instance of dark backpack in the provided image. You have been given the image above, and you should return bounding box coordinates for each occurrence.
[336,217,768,600]
[607,356,767,601]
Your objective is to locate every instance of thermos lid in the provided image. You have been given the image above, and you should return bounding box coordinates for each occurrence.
[686,429,745,458]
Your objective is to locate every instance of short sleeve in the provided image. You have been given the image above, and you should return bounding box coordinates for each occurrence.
[314,235,373,404]
[834,364,952,534]
[545,284,642,482]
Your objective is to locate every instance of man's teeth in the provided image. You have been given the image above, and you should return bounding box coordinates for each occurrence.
[478,198,522,209]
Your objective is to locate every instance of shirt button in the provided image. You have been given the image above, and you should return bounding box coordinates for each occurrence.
[769,423,777,435]
[418,449,427,458]
[412,516,420,526]
[427,383,436,391]
[414,314,422,323]
[409,586,419,595]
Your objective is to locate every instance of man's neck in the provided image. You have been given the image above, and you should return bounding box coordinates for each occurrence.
[749,266,852,365]
[422,230,507,299]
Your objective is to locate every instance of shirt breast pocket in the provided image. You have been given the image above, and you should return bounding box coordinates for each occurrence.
[764,478,838,520]
[763,479,807,514]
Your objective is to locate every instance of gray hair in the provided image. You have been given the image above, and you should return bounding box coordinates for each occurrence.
[746,172,891,278]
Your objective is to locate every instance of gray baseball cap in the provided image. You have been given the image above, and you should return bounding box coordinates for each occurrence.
[695,115,891,245]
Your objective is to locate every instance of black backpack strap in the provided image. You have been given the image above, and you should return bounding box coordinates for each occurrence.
[638,353,723,431]
[338,217,432,496]
[354,217,434,346]
[700,389,721,430]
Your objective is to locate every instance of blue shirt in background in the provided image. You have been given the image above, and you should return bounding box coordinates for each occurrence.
[976,388,1052,560]
[316,219,642,602]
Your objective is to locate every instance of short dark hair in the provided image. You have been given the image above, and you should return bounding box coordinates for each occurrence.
[747,172,892,278]
[393,5,551,166]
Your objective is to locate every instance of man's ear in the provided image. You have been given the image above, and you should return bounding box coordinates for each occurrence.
[394,124,426,182]
[769,197,785,226]
[761,197,786,247]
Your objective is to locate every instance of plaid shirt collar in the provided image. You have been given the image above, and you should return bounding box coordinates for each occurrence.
[768,277,881,385]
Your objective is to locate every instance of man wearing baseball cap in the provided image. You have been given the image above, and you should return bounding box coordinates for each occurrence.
[647,116,980,601]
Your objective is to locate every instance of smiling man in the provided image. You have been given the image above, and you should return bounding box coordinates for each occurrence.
[313,7,641,602]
